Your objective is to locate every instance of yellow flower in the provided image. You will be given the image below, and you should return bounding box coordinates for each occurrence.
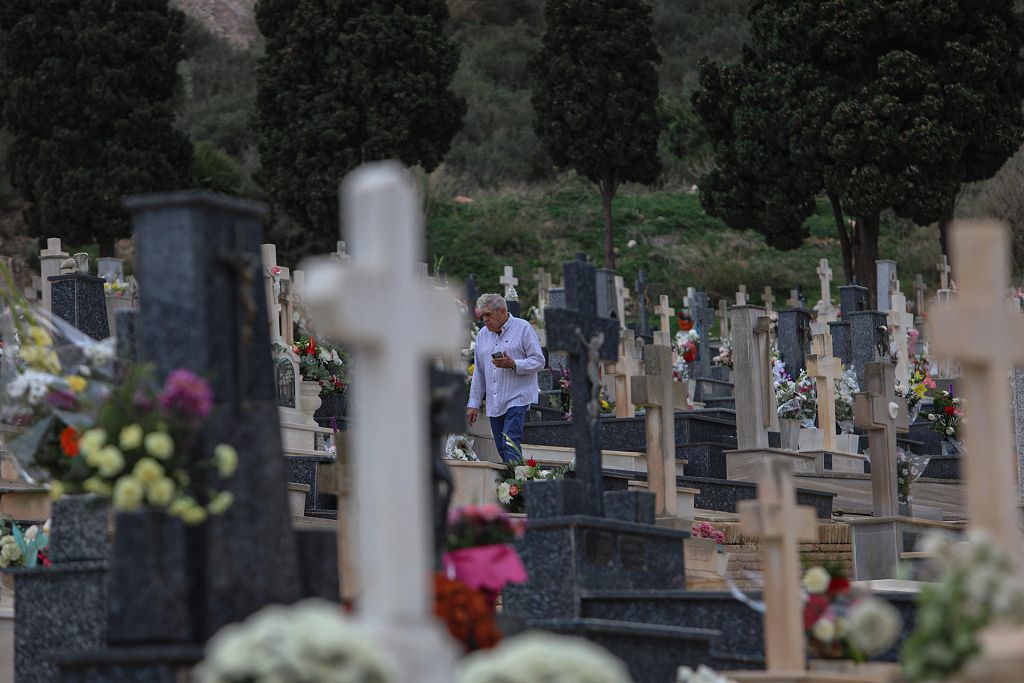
[65,375,87,393]
[49,481,65,500]
[83,477,113,496]
[113,477,144,511]
[182,505,208,526]
[913,384,927,399]
[80,429,107,459]
[20,346,60,373]
[146,477,176,508]
[28,325,53,348]
[213,444,238,477]
[119,424,144,451]
[95,446,125,477]
[167,497,194,517]
[207,491,234,516]
[144,432,174,460]
[132,458,164,485]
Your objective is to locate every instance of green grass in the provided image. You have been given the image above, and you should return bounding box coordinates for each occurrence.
[425,179,943,329]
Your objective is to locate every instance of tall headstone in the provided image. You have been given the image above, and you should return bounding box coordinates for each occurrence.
[653,294,675,346]
[848,310,889,388]
[813,258,837,323]
[876,259,897,312]
[692,290,714,376]
[806,332,843,453]
[546,255,620,516]
[888,282,914,388]
[302,163,463,682]
[39,237,67,312]
[465,274,479,315]
[776,308,811,382]
[854,362,909,518]
[634,268,650,337]
[839,283,869,321]
[631,343,678,519]
[48,272,110,340]
[595,268,617,322]
[731,305,775,450]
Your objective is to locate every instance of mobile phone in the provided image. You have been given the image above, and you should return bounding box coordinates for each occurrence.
[491,351,506,359]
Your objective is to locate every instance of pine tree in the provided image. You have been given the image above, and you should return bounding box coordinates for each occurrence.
[0,0,194,256]
[530,0,662,271]
[254,0,466,258]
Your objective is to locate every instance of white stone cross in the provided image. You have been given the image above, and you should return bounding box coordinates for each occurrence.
[787,288,800,308]
[854,361,908,518]
[806,332,843,453]
[500,265,518,298]
[763,286,775,316]
[302,162,462,681]
[937,254,951,291]
[736,284,748,305]
[654,294,675,346]
[738,458,817,673]
[717,299,730,338]
[40,237,67,312]
[631,343,678,518]
[614,275,630,330]
[602,333,640,419]
[929,220,1024,557]
[260,244,284,343]
[535,267,552,312]
[888,288,914,388]
[814,258,837,324]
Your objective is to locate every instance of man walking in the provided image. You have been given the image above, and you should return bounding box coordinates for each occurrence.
[466,293,545,463]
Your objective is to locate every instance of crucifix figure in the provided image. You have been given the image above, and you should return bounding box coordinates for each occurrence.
[806,332,843,453]
[854,362,908,518]
[546,255,621,516]
[937,254,951,291]
[717,299,730,339]
[614,275,630,330]
[654,294,675,346]
[814,258,837,324]
[888,284,915,389]
[930,221,1024,555]
[301,162,463,682]
[602,333,640,419]
[535,267,552,313]
[634,268,650,336]
[738,458,817,673]
[631,343,678,519]
[763,286,775,316]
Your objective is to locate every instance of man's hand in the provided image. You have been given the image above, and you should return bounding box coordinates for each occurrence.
[492,356,515,370]
[466,407,478,427]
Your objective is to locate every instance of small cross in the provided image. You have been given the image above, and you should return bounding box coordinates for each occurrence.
[937,254,951,291]
[654,294,675,345]
[717,299,730,338]
[854,362,909,517]
[930,220,1024,555]
[736,284,748,306]
[806,332,843,453]
[763,286,775,315]
[500,265,518,295]
[888,290,915,388]
[738,458,817,673]
[787,288,800,308]
[631,344,677,517]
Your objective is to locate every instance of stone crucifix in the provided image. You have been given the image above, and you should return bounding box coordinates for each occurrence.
[937,254,951,291]
[930,221,1024,556]
[806,332,843,453]
[738,457,818,673]
[888,284,914,389]
[500,265,518,296]
[546,256,621,516]
[301,162,463,682]
[854,362,909,518]
[654,294,675,346]
[717,299,730,339]
[814,258,837,323]
[602,333,640,419]
[535,267,552,312]
[631,343,678,519]
[763,286,775,317]
[735,284,748,306]
[914,274,926,320]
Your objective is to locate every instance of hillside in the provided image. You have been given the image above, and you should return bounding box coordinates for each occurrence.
[172,0,257,47]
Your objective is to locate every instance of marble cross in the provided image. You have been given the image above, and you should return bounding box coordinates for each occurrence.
[854,362,908,518]
[888,287,914,389]
[614,275,630,330]
[717,299,730,338]
[40,237,67,312]
[763,286,775,316]
[535,267,552,312]
[736,284,748,305]
[631,343,678,518]
[914,274,926,319]
[546,255,621,515]
[806,332,843,453]
[635,268,650,336]
[260,244,284,344]
[654,294,675,346]
[937,254,951,291]
[814,258,837,323]
[738,458,817,673]
[500,265,518,297]
[301,162,463,682]
[602,333,640,419]
[929,220,1024,555]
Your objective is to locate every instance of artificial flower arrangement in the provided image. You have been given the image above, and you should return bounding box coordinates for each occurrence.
[712,337,733,369]
[833,367,860,430]
[434,572,504,653]
[896,448,932,506]
[496,437,572,513]
[194,598,394,683]
[775,367,817,423]
[927,388,962,444]
[445,434,479,461]
[288,335,348,395]
[675,329,698,364]
[902,531,1024,681]
[691,521,726,545]
[676,665,737,683]
[458,632,634,683]
[802,565,901,661]
[0,518,50,568]
[895,362,933,423]
[102,278,131,298]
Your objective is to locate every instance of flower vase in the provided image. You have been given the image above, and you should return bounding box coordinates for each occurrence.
[313,391,348,425]
[298,380,323,420]
[941,439,964,456]
[779,419,801,451]
[0,573,13,610]
[908,402,922,424]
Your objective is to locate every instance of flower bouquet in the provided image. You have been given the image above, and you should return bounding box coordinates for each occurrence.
[435,572,503,653]
[444,503,527,602]
[288,335,348,395]
[927,388,962,450]
[895,363,933,424]
[0,519,50,569]
[691,521,725,545]
[712,337,733,369]
[495,438,571,512]
[896,448,932,506]
[675,329,698,364]
[445,434,479,461]
[802,565,901,662]
[775,368,816,424]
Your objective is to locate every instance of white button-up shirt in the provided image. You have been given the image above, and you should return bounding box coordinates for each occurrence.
[468,315,545,417]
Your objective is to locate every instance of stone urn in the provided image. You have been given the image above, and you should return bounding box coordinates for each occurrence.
[298,380,323,418]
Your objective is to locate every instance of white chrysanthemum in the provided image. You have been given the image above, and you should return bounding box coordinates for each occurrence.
[802,566,831,594]
[459,632,633,683]
[811,617,836,643]
[845,598,901,656]
[677,665,738,683]
[497,482,512,505]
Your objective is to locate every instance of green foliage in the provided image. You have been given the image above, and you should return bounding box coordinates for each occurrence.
[253,0,466,257]
[193,141,244,195]
[0,0,194,255]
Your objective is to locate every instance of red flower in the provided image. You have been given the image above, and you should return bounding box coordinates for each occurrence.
[944,406,955,416]
[526,459,537,468]
[306,336,316,356]
[683,345,697,363]
[804,594,830,629]
[827,576,850,596]
[60,426,80,458]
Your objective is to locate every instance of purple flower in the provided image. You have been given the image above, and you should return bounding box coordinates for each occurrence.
[133,390,154,411]
[46,389,77,411]
[159,369,214,421]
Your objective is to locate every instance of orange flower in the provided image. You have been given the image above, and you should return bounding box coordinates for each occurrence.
[434,573,501,652]
[60,426,80,458]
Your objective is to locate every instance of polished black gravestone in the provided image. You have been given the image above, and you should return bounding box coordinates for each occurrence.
[829,320,853,368]
[57,192,302,682]
[49,273,110,340]
[849,310,889,388]
[691,290,715,377]
[776,308,811,381]
[839,284,869,320]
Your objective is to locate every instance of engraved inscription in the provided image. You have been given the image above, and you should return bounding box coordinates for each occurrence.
[620,536,646,570]
[584,530,614,566]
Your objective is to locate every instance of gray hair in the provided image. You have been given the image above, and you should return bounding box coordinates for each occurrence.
[476,293,507,313]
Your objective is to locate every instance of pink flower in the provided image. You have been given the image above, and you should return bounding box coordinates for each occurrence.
[159,369,214,421]
[271,266,281,276]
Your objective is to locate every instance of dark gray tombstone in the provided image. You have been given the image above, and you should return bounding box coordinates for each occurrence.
[595,268,617,320]
[543,255,620,516]
[465,274,478,313]
[114,309,137,374]
[849,310,890,388]
[829,320,853,368]
[56,192,302,681]
[691,290,714,377]
[634,268,650,337]
[48,273,110,340]
[839,284,869,321]
[776,308,812,381]
[548,287,566,309]
[429,368,466,564]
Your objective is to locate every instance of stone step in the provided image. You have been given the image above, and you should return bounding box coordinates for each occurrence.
[680,475,835,520]
[0,482,51,521]
[519,443,688,478]
[795,471,965,517]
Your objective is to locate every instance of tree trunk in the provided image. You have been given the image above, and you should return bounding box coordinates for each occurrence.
[853,213,881,308]
[599,173,618,270]
[827,191,854,283]
[938,209,954,275]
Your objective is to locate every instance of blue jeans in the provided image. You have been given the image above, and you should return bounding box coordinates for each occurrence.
[490,405,529,464]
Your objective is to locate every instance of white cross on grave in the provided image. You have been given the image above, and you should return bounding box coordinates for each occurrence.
[602,333,640,419]
[737,458,817,674]
[806,332,843,454]
[500,265,518,298]
[930,220,1024,558]
[654,294,675,346]
[535,267,552,312]
[40,237,68,312]
[763,286,775,316]
[854,362,908,518]
[260,244,284,344]
[302,162,462,681]
[888,288,914,389]
[787,288,801,308]
[736,284,748,306]
[631,343,678,519]
[814,258,837,324]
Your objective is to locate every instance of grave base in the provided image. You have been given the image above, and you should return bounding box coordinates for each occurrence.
[448,460,506,507]
[728,666,900,683]
[54,645,202,683]
[726,448,867,479]
[848,515,958,581]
